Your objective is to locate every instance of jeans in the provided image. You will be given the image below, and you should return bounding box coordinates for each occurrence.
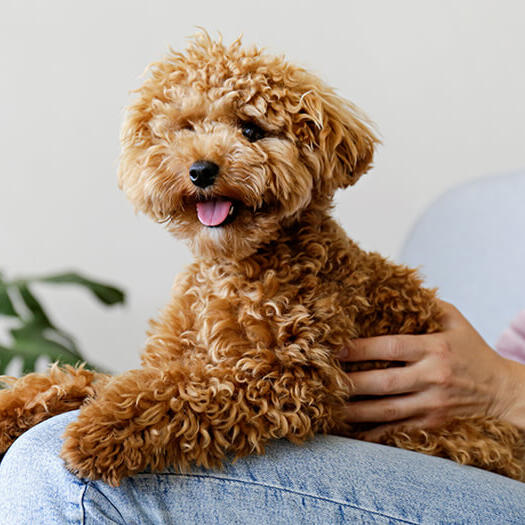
[0,410,523,524]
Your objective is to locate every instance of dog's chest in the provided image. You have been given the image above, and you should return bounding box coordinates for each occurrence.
[186,262,355,356]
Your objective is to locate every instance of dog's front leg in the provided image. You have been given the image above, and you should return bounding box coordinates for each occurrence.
[60,366,193,486]
[61,364,269,486]
[60,361,344,486]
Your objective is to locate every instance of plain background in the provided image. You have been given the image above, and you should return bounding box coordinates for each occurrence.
[1,0,524,373]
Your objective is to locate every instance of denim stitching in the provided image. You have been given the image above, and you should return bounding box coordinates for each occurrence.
[82,481,127,524]
[133,472,419,524]
[79,482,87,525]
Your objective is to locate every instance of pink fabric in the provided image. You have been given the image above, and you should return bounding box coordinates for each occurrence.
[495,310,525,364]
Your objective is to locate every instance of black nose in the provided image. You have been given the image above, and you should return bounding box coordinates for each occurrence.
[189,160,219,188]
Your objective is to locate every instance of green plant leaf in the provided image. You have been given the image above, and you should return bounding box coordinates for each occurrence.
[11,322,82,359]
[46,327,81,355]
[15,283,52,326]
[2,320,97,375]
[0,284,17,317]
[0,269,118,375]
[37,272,125,306]
[21,354,38,375]
[0,345,15,376]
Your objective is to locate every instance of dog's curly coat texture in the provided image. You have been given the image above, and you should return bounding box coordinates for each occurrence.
[1,33,523,486]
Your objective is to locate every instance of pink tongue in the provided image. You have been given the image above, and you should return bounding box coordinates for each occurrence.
[196,200,233,226]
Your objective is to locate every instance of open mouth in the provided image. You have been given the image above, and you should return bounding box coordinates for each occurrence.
[196,199,237,227]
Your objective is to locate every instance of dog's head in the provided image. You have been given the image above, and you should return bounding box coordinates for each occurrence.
[119,32,378,259]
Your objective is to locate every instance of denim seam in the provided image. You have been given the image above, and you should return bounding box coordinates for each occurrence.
[136,472,419,525]
[79,482,87,525]
[82,481,127,524]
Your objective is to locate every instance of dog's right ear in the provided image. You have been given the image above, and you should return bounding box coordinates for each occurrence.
[295,82,379,195]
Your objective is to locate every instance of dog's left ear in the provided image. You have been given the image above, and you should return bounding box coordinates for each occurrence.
[296,85,379,193]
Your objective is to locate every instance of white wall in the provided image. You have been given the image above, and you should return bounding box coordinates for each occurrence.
[1,0,524,372]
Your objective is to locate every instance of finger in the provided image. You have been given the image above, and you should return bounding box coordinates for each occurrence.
[338,335,428,362]
[346,364,424,396]
[343,393,427,423]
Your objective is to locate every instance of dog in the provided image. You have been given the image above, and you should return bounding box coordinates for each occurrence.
[0,32,523,486]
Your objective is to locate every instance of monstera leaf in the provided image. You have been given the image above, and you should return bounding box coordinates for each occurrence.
[0,271,125,375]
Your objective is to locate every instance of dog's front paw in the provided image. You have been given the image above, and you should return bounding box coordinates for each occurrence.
[60,406,147,487]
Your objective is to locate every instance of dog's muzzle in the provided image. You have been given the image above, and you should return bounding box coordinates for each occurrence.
[189,160,219,188]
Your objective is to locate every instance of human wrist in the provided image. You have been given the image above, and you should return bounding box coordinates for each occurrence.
[499,358,525,431]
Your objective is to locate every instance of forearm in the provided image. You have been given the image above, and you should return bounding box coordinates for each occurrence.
[501,359,525,431]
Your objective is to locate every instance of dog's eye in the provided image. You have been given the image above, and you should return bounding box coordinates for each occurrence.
[241,122,266,142]
[181,122,194,132]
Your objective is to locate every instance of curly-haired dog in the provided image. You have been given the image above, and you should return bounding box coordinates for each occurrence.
[1,33,523,486]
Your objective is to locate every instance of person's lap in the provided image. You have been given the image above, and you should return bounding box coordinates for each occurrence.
[0,411,523,524]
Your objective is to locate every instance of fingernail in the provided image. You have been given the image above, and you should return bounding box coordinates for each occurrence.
[337,348,347,360]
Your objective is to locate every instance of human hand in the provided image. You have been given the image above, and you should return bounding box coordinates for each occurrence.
[338,300,525,440]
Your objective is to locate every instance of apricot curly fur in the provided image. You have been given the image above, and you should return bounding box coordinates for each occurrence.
[0,364,105,454]
[380,417,525,480]
[2,31,524,485]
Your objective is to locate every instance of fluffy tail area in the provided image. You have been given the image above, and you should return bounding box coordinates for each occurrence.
[381,416,525,481]
[0,364,106,454]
